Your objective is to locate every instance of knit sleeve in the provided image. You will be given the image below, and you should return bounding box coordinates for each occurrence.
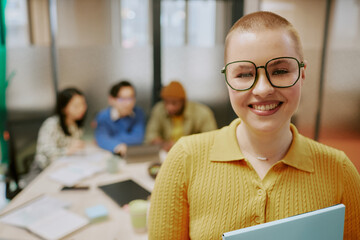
[148,139,189,239]
[341,154,360,239]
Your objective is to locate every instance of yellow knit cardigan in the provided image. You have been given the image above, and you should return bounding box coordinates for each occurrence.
[148,119,360,239]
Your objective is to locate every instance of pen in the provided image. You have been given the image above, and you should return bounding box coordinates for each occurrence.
[61,186,90,191]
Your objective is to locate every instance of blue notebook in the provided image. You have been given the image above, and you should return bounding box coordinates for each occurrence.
[222,204,345,240]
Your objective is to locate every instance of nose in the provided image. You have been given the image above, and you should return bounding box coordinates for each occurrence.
[251,68,275,97]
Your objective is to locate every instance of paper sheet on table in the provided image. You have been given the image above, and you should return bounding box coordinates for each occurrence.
[49,162,104,187]
[28,208,89,240]
[57,151,107,163]
[0,195,88,240]
[0,195,71,228]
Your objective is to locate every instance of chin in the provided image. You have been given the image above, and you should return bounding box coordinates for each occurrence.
[244,118,290,134]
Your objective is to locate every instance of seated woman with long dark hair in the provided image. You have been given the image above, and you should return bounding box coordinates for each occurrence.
[34,87,88,169]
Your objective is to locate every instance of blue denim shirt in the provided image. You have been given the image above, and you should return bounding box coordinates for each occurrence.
[95,106,145,152]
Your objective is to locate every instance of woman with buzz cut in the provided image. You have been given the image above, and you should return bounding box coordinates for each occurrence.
[148,11,360,240]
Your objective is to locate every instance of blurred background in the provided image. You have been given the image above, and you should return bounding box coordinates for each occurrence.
[1,0,360,181]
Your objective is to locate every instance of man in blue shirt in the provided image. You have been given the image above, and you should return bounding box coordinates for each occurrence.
[95,81,145,156]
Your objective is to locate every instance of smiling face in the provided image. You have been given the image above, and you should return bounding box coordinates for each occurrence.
[110,86,136,116]
[225,29,306,135]
[63,94,87,122]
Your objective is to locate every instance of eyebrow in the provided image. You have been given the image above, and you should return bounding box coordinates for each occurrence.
[232,64,254,70]
[267,59,287,67]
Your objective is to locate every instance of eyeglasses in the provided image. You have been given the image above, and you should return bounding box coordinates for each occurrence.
[116,97,135,103]
[221,57,305,91]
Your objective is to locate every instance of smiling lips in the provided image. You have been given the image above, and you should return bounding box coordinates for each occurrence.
[249,102,282,114]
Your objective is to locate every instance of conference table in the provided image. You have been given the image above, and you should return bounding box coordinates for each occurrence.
[0,145,159,240]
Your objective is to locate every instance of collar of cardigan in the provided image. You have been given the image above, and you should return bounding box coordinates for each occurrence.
[209,118,314,173]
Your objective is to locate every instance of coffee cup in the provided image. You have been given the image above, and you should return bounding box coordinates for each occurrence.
[129,199,148,233]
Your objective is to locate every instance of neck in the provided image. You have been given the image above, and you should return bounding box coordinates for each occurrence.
[236,122,293,163]
[65,117,76,127]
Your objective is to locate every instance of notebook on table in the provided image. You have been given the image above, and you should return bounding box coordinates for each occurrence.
[222,204,345,240]
[99,179,151,207]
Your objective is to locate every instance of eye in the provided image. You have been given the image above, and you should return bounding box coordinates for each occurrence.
[236,72,254,78]
[271,69,289,75]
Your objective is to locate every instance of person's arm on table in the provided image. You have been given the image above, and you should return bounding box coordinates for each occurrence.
[95,118,120,153]
[118,108,145,145]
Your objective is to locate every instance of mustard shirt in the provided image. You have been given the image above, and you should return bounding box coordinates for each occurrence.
[145,101,217,143]
[170,115,184,142]
[148,118,360,239]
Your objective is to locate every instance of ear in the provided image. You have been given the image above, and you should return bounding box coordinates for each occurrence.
[300,60,307,86]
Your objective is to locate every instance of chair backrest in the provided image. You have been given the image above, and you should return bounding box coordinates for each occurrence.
[5,127,22,200]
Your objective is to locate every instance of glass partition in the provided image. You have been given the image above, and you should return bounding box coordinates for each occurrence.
[319,0,360,170]
[5,0,359,171]
[260,0,327,138]
[259,0,360,170]
[162,0,234,127]
[6,0,54,157]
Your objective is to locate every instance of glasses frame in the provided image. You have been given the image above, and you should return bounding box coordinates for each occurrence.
[221,57,305,91]
[116,97,135,103]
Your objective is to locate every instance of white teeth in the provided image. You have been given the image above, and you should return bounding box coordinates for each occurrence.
[253,103,278,111]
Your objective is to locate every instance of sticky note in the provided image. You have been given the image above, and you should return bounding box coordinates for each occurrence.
[85,204,109,223]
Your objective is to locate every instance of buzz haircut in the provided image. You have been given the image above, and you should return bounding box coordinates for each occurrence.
[225,11,304,62]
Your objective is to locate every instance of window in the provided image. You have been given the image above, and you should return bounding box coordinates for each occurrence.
[188,1,216,47]
[5,0,29,47]
[161,0,216,47]
[161,0,186,46]
[121,0,149,48]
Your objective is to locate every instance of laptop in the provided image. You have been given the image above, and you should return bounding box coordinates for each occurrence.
[124,144,160,163]
[222,204,345,240]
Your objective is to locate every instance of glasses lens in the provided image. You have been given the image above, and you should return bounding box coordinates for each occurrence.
[226,61,256,90]
[266,58,300,87]
[117,97,135,103]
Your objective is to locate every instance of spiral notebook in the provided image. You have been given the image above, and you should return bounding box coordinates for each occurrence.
[222,204,345,240]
